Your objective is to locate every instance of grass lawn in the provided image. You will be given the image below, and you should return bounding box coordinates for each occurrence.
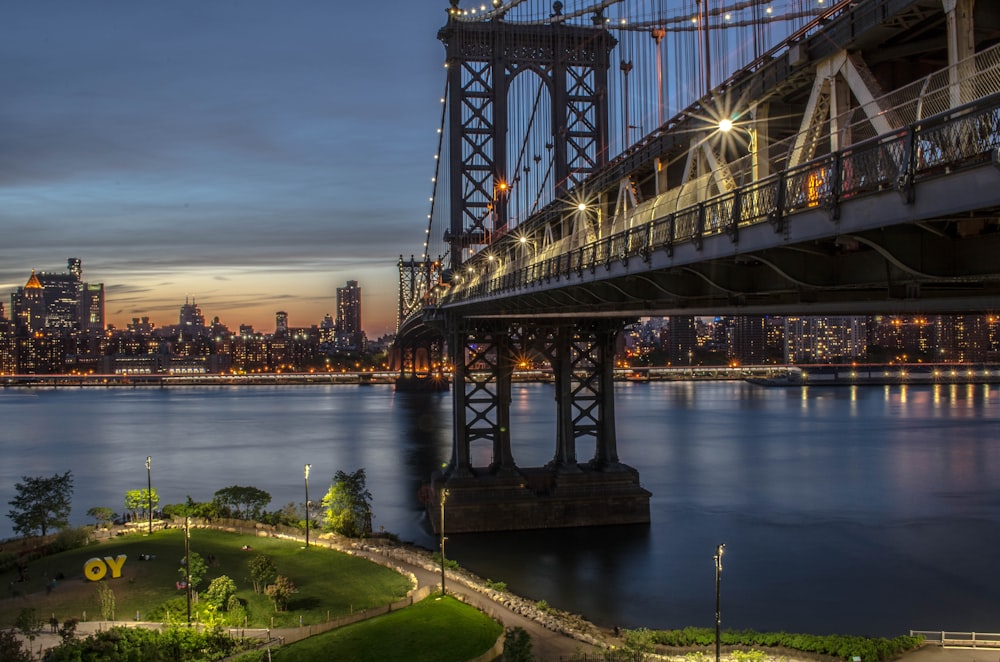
[0,529,411,629]
[240,595,503,662]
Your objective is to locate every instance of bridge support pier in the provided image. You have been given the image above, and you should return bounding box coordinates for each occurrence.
[432,318,649,534]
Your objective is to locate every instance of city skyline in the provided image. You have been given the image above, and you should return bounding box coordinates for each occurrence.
[0,2,449,336]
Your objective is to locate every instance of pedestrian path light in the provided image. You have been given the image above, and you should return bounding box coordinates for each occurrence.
[715,543,726,662]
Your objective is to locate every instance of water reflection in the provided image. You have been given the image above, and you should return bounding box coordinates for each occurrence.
[1,382,998,636]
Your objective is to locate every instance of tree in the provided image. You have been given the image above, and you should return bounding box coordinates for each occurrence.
[212,485,272,520]
[14,608,40,651]
[321,468,373,537]
[0,630,32,662]
[264,575,295,611]
[248,554,277,594]
[502,626,533,662]
[86,506,114,528]
[124,488,159,523]
[178,551,208,590]
[203,575,237,611]
[96,583,115,621]
[7,471,73,537]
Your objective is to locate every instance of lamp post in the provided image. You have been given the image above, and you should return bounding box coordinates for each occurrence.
[304,464,312,548]
[439,488,449,596]
[718,118,759,183]
[185,516,192,626]
[714,543,726,662]
[146,456,152,535]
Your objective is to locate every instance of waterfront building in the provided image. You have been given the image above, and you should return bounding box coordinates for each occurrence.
[275,311,289,336]
[666,316,697,365]
[785,316,867,363]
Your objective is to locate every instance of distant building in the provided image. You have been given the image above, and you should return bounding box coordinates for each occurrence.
[666,316,697,365]
[785,316,867,363]
[336,280,365,352]
[178,298,206,337]
[275,311,288,336]
[79,283,105,334]
[11,270,46,337]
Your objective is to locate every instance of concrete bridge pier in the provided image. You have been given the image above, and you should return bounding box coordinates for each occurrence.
[431,318,650,534]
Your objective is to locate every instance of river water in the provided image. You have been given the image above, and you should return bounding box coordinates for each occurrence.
[2,381,999,637]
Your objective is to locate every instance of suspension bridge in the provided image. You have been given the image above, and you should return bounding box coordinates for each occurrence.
[393,0,1000,532]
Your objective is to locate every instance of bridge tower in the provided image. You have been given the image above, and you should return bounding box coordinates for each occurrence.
[431,3,649,532]
[438,0,616,265]
[394,256,448,391]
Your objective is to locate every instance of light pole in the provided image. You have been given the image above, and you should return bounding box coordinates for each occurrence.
[714,543,726,662]
[146,456,152,535]
[439,488,449,596]
[185,516,192,626]
[304,464,312,548]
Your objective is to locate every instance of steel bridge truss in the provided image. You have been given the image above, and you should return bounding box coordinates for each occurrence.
[436,315,648,532]
[442,91,1000,316]
[439,17,616,266]
[447,318,624,477]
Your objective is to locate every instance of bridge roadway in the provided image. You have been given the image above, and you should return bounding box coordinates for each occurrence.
[432,91,1000,320]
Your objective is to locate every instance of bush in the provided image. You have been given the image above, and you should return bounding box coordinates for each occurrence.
[485,578,507,592]
[203,575,238,611]
[647,628,923,662]
[49,526,93,554]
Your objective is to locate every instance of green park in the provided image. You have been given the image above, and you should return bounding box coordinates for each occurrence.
[2,470,927,661]
[1,470,509,661]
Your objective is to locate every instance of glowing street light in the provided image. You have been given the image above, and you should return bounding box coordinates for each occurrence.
[439,488,449,596]
[719,118,759,182]
[146,456,152,535]
[304,464,312,548]
[714,543,726,662]
[185,516,192,626]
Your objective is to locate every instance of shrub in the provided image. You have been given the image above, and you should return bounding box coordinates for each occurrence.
[203,575,238,611]
[50,526,93,554]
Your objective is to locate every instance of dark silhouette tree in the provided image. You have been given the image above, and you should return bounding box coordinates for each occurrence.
[7,471,73,537]
[213,485,272,519]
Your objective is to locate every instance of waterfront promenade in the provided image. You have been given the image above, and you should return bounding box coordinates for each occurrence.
[9,525,998,661]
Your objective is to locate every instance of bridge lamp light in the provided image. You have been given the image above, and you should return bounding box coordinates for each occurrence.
[718,118,759,182]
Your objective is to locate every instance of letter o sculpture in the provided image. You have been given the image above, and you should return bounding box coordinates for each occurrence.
[84,557,107,581]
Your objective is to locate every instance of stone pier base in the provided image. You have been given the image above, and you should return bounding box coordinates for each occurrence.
[430,465,650,533]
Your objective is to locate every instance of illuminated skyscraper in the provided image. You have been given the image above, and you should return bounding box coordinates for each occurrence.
[11,270,46,336]
[178,298,206,338]
[79,283,105,334]
[335,280,364,351]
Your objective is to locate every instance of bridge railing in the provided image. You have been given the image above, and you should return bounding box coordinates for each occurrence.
[436,92,1000,306]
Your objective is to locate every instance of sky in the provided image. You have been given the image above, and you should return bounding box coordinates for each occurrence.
[0,1,450,337]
